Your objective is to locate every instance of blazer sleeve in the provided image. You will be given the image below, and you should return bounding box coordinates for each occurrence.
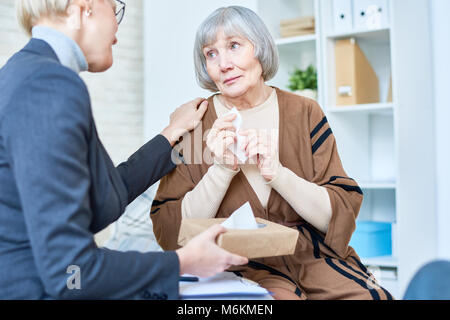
[2,67,179,299]
[308,100,364,258]
[150,157,197,251]
[116,134,176,205]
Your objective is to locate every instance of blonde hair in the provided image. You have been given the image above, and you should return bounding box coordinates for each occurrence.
[16,0,71,37]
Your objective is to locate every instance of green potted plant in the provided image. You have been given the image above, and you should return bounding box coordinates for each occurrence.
[287,65,318,100]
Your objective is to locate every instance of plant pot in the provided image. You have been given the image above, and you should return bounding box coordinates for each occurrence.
[294,89,318,101]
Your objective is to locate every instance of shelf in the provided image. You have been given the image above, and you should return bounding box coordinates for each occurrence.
[275,34,316,46]
[327,102,394,115]
[326,27,390,43]
[360,181,396,190]
[362,255,398,268]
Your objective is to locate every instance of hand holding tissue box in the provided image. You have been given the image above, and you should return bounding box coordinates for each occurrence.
[178,202,299,258]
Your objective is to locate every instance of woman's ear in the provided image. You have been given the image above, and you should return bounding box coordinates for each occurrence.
[66,3,82,30]
[83,0,94,15]
[67,0,95,31]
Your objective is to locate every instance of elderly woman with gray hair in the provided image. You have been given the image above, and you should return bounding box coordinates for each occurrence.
[151,6,393,300]
[0,0,248,300]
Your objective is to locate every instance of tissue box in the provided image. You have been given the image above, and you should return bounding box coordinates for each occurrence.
[178,218,299,259]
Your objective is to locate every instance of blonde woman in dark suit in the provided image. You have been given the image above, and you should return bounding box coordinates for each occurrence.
[0,0,247,299]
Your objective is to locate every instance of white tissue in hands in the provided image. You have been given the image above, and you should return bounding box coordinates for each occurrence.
[221,202,258,230]
[225,107,248,163]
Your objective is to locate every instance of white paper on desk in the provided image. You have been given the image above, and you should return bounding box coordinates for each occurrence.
[180,272,269,298]
[225,107,248,163]
[221,202,258,230]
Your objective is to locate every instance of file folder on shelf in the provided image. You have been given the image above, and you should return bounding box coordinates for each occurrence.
[335,38,380,105]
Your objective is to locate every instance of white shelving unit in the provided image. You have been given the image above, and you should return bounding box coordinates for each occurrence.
[256,0,400,297]
[363,255,398,268]
[327,102,393,114]
[326,27,390,40]
[274,34,317,46]
[257,0,322,105]
[360,181,396,190]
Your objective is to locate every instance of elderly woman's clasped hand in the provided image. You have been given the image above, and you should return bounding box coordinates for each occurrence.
[206,113,239,171]
[240,129,281,182]
[206,117,281,180]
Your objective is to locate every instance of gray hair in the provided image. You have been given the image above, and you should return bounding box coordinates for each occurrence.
[194,6,279,92]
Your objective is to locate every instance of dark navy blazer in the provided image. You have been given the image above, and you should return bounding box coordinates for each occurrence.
[0,39,179,299]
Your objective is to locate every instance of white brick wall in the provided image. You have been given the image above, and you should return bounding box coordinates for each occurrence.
[82,0,144,165]
[0,0,145,165]
[0,1,29,66]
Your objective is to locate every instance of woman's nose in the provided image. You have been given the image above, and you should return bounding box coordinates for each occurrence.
[219,54,234,72]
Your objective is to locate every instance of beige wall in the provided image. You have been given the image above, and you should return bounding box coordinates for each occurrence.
[0,0,145,165]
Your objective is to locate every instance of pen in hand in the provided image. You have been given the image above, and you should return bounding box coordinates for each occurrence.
[179,276,199,282]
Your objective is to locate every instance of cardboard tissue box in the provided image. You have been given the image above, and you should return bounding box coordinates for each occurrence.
[178,203,299,259]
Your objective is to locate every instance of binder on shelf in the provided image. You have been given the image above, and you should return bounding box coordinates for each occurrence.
[332,0,353,33]
[280,28,315,38]
[335,38,380,105]
[279,16,315,38]
[353,0,390,30]
[349,221,392,258]
[280,16,315,29]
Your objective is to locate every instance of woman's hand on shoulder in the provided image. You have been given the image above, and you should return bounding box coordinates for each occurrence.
[161,98,208,146]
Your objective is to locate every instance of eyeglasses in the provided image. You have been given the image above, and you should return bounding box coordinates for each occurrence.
[115,0,126,25]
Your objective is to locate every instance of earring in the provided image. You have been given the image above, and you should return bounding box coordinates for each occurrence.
[85,9,92,17]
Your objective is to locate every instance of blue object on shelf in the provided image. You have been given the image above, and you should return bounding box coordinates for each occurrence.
[349,221,392,258]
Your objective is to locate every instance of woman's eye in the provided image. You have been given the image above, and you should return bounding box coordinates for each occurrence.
[207,51,216,58]
[231,42,240,49]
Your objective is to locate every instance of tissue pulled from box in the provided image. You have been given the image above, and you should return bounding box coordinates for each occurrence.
[225,107,248,163]
[221,202,258,230]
